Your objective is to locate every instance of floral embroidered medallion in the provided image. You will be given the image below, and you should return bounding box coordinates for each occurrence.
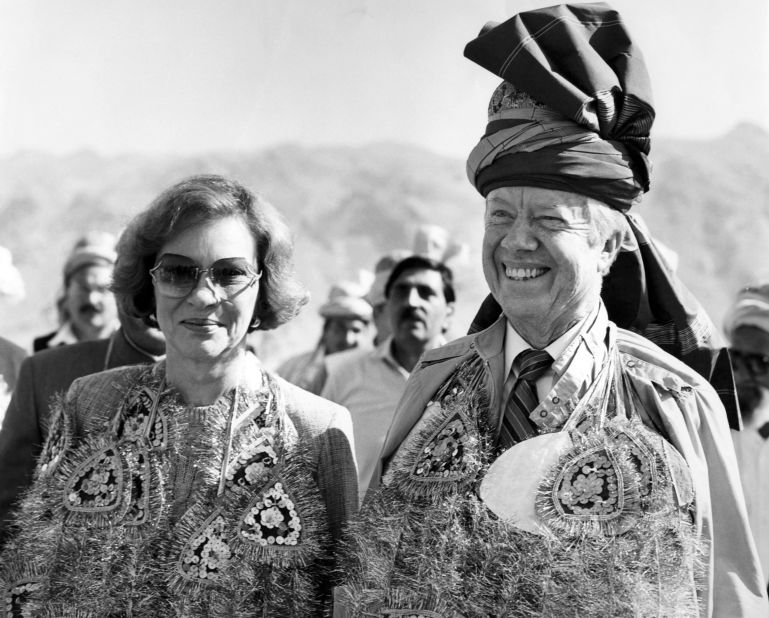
[177,510,231,585]
[2,578,43,617]
[0,558,48,618]
[238,480,302,549]
[553,445,625,519]
[225,429,278,492]
[384,356,490,502]
[62,443,124,515]
[412,412,474,481]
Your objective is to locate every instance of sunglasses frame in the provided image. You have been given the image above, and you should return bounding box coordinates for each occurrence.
[150,256,262,299]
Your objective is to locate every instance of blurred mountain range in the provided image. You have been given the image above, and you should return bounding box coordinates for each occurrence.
[1,123,768,365]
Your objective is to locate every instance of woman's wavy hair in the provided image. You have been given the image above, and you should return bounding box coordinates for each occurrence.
[112,174,308,331]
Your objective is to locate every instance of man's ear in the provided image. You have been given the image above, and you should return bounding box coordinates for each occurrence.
[598,229,624,275]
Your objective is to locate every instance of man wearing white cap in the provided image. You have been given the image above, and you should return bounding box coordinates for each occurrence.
[277,281,372,394]
[33,232,119,352]
[724,282,769,592]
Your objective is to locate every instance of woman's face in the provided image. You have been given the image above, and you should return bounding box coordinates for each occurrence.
[153,215,260,365]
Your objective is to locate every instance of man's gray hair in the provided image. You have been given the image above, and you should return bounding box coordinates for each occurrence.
[587,203,628,276]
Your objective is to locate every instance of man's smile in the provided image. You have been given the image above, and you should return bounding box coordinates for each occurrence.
[503,265,549,281]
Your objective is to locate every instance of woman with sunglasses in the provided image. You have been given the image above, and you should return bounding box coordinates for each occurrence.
[0,175,358,616]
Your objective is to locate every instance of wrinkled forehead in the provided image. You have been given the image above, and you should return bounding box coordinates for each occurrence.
[485,186,597,212]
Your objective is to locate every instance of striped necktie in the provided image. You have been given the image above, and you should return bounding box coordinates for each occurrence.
[498,348,553,449]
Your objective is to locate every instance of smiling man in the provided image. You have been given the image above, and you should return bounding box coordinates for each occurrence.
[321,255,454,503]
[336,5,766,617]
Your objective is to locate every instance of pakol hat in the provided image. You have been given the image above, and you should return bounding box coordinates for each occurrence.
[319,281,373,322]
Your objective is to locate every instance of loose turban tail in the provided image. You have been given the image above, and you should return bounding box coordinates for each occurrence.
[464,3,741,429]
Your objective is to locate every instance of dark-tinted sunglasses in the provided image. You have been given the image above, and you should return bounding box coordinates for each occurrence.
[150,255,261,299]
[729,348,769,375]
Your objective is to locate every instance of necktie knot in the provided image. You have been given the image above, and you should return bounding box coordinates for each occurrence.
[497,348,553,449]
[513,348,552,383]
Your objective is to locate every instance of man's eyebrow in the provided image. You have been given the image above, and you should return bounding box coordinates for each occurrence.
[486,196,510,206]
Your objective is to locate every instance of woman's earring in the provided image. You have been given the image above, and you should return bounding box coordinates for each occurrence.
[250,317,261,329]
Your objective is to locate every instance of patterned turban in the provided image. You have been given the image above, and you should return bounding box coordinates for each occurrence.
[465,2,653,212]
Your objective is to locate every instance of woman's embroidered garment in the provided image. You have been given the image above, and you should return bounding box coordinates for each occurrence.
[0,365,331,617]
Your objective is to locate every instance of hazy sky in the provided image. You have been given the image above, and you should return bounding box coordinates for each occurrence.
[1,0,767,157]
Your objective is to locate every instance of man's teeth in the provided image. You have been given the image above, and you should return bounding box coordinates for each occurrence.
[505,267,547,280]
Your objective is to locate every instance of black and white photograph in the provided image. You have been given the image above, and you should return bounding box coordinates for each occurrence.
[0,1,767,615]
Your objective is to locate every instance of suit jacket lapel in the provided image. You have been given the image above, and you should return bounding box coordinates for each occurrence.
[473,315,507,433]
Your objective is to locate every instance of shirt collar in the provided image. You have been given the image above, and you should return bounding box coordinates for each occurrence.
[504,305,597,378]
[373,337,406,373]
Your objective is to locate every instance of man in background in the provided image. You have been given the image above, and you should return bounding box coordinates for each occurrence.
[0,307,165,547]
[33,231,119,352]
[277,280,372,394]
[724,282,769,591]
[322,255,455,502]
[367,227,466,347]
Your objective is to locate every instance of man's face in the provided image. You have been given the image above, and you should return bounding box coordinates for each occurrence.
[482,186,616,337]
[387,267,452,348]
[730,325,769,417]
[64,263,118,340]
[322,317,369,355]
